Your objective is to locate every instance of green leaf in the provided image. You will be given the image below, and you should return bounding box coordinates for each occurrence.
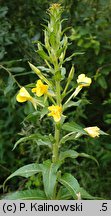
[37,50,50,61]
[60,131,77,144]
[49,32,57,49]
[101,67,111,75]
[61,27,71,36]
[0,48,5,60]
[79,153,99,166]
[2,59,22,67]
[8,67,25,73]
[14,71,33,76]
[4,75,15,96]
[37,136,52,148]
[3,189,46,200]
[23,111,40,121]
[97,76,107,89]
[4,163,42,186]
[59,173,80,200]
[13,134,52,150]
[13,134,40,150]
[37,66,52,73]
[40,107,49,119]
[56,186,72,200]
[64,52,84,62]
[59,150,79,161]
[79,187,98,200]
[100,130,108,136]
[41,160,60,199]
[63,100,81,111]
[60,67,66,80]
[62,122,87,135]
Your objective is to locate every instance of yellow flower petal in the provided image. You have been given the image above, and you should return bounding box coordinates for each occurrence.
[48,105,62,122]
[16,87,32,103]
[16,94,27,102]
[84,126,100,138]
[77,74,92,87]
[32,88,37,93]
[32,80,48,97]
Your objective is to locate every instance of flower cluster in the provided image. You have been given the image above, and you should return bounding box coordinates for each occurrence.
[16,80,48,103]
[16,2,101,142]
[16,72,92,123]
[16,79,62,122]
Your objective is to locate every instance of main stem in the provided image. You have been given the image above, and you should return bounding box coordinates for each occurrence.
[56,81,61,105]
[52,76,61,163]
[52,123,60,163]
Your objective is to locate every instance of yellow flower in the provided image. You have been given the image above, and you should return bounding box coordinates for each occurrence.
[48,105,62,122]
[16,87,37,109]
[77,74,92,87]
[16,87,32,102]
[32,80,48,97]
[84,126,100,138]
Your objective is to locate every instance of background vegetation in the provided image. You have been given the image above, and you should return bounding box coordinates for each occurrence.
[0,0,111,199]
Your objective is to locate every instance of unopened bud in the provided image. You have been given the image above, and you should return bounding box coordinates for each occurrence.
[59,52,64,62]
[38,42,43,50]
[68,65,75,81]
[49,3,62,17]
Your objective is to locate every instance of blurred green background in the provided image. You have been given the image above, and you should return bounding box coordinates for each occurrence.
[0,0,111,199]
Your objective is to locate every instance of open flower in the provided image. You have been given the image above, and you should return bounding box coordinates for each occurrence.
[77,74,92,87]
[16,87,32,102]
[84,126,100,138]
[32,80,48,97]
[16,87,37,109]
[48,105,62,122]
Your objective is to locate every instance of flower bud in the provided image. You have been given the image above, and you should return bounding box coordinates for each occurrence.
[84,126,100,138]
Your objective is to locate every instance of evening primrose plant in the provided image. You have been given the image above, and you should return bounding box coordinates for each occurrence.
[4,4,106,200]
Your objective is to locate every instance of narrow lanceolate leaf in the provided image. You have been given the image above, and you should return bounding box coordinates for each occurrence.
[13,134,52,150]
[63,100,81,111]
[3,189,46,200]
[79,153,99,166]
[40,107,49,119]
[62,122,87,135]
[79,187,99,200]
[59,173,80,200]
[100,130,108,136]
[9,67,25,73]
[28,62,52,87]
[59,150,79,161]
[56,186,72,200]
[41,160,60,199]
[60,131,79,144]
[64,52,84,62]
[37,138,52,149]
[13,134,40,150]
[37,50,50,61]
[23,111,40,121]
[4,163,42,186]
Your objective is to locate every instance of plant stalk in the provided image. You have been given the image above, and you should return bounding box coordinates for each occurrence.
[52,123,60,163]
[52,72,61,162]
[56,80,61,105]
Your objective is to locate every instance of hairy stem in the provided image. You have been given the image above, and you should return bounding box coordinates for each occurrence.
[56,81,61,105]
[52,123,60,163]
